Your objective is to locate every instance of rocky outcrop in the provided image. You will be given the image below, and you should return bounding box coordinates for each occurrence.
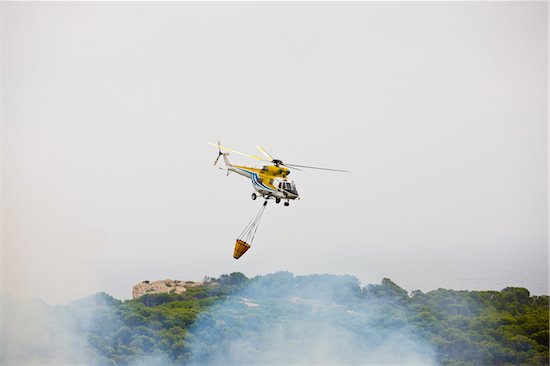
[132,279,203,299]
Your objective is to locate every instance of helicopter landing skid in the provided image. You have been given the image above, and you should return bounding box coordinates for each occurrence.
[251,193,292,206]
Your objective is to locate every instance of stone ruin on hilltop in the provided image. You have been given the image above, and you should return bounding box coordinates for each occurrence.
[132,279,204,299]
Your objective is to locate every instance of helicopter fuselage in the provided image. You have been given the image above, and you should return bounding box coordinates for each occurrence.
[218,151,299,201]
[230,165,299,201]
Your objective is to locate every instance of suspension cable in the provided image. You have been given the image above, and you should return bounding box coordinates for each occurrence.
[239,200,268,243]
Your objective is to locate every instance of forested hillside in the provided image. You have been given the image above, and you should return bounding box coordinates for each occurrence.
[2,273,548,365]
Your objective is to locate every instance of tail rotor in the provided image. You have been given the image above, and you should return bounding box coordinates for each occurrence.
[213,140,223,166]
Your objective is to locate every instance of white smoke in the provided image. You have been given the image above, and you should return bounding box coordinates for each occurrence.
[187,273,437,365]
[0,274,438,365]
[0,295,95,365]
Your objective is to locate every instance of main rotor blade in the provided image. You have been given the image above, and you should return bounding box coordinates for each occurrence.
[207,142,267,162]
[281,164,302,171]
[256,146,275,161]
[284,163,349,172]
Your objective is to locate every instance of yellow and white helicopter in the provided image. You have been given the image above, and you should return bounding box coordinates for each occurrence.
[208,141,348,206]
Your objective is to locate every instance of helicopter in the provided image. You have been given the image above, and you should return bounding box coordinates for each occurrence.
[208,141,348,206]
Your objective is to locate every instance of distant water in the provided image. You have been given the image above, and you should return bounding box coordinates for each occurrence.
[360,266,549,295]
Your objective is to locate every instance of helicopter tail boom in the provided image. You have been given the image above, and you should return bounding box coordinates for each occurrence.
[222,153,233,172]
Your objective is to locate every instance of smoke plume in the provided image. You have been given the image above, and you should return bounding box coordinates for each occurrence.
[187,272,436,365]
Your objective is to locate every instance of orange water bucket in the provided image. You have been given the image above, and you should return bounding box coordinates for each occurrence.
[234,239,251,259]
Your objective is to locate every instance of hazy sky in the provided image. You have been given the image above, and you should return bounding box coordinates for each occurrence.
[2,2,547,303]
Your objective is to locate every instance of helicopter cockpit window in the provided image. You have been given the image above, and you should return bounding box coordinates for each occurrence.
[283,182,298,195]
